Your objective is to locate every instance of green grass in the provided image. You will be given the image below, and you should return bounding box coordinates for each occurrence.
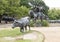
[0,28,34,42]
[0,28,44,42]
[0,28,33,42]
[0,28,33,37]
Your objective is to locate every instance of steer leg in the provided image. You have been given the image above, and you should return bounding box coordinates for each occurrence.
[0,20,1,23]
[20,27,24,33]
[25,26,27,32]
[28,25,30,31]
[5,21,8,24]
[25,26,27,30]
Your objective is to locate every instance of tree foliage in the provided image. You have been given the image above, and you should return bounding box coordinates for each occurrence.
[0,0,49,19]
[29,0,49,15]
[20,0,49,14]
[48,8,60,20]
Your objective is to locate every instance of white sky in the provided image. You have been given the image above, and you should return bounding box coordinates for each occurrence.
[43,0,60,8]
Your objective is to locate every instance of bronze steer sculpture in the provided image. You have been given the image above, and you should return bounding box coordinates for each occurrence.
[0,14,15,23]
[12,16,30,32]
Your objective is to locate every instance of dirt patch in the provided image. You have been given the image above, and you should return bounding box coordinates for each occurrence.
[32,27,60,42]
[0,24,12,28]
[49,23,60,27]
[3,37,15,40]
[0,23,60,28]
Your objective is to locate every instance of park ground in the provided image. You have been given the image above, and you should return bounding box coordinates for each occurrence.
[0,24,60,42]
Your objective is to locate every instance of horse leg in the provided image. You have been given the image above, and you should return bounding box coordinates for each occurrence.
[33,18,36,23]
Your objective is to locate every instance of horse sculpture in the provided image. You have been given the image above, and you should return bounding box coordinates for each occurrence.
[29,7,49,22]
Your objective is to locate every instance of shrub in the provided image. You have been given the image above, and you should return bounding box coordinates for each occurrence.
[34,20,49,27]
[30,20,49,27]
[41,20,49,27]
[30,20,34,27]
[34,20,41,27]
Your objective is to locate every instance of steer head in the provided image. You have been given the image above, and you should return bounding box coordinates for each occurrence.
[12,20,18,29]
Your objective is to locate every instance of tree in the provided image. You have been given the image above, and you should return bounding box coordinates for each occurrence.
[48,8,60,20]
[20,0,31,8]
[0,0,49,19]
[20,0,49,15]
[0,0,20,16]
[0,0,8,15]
[29,0,49,15]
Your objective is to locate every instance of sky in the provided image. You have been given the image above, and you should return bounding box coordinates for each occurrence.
[43,0,60,9]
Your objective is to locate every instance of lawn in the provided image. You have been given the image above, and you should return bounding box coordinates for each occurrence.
[0,28,44,42]
[0,28,33,42]
[0,28,33,37]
